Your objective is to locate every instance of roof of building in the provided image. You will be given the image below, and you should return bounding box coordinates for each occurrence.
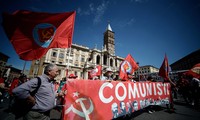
[107,23,112,31]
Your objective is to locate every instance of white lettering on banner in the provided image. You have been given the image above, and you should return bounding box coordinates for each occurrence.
[146,83,152,96]
[163,83,169,95]
[99,83,113,103]
[128,83,140,99]
[157,83,162,95]
[138,83,146,97]
[115,82,127,101]
[99,82,170,104]
[153,83,157,95]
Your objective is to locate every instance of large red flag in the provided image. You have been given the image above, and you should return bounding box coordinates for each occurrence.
[2,10,76,60]
[119,54,138,81]
[89,65,102,79]
[158,54,169,80]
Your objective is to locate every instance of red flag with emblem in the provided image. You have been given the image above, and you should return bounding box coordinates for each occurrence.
[119,54,138,81]
[158,54,169,80]
[2,10,76,60]
[89,65,102,78]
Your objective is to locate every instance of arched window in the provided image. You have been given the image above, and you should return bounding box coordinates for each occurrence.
[110,58,113,67]
[59,53,64,58]
[96,55,100,65]
[52,52,57,57]
[103,54,107,65]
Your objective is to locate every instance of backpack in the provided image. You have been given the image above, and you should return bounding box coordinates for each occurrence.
[10,77,41,119]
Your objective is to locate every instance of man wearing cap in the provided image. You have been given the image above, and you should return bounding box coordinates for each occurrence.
[101,68,113,81]
[68,74,78,79]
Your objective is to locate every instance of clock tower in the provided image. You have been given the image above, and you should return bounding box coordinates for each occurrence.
[103,23,115,55]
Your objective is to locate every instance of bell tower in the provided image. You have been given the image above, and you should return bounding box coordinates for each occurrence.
[103,23,115,55]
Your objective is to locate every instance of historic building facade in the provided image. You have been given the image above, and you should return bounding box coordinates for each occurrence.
[134,65,159,80]
[29,24,124,80]
[0,52,10,76]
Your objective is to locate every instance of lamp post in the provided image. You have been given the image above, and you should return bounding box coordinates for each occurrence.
[83,57,92,79]
[137,62,140,81]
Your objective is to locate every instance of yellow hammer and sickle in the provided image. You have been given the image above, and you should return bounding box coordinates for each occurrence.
[42,29,53,39]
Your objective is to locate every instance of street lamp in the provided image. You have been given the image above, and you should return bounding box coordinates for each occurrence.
[137,62,140,81]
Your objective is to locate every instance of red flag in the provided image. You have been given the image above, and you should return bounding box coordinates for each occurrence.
[89,65,102,78]
[2,10,76,60]
[184,63,200,79]
[158,54,169,80]
[119,54,138,81]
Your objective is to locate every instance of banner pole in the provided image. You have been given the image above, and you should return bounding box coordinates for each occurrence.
[22,60,27,74]
[66,47,71,80]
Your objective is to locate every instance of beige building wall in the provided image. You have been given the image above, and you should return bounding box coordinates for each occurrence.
[134,65,159,78]
[29,44,124,81]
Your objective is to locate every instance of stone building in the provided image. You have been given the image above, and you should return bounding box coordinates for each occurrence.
[134,65,159,80]
[29,24,124,80]
[0,52,10,77]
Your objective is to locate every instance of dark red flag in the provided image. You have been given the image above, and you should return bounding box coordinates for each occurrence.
[158,54,169,80]
[2,10,76,60]
[119,54,138,81]
[184,63,200,79]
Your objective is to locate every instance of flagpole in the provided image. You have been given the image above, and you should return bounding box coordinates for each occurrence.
[101,46,104,80]
[22,60,27,74]
[66,47,71,80]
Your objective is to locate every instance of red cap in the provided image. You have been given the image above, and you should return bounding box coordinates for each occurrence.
[69,74,77,78]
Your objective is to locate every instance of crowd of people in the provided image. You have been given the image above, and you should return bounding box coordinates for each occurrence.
[0,63,200,120]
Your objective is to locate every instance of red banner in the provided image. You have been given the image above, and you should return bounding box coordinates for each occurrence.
[63,80,171,120]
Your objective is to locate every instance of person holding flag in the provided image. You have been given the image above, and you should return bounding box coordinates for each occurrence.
[158,54,175,112]
[119,54,139,81]
[89,65,102,80]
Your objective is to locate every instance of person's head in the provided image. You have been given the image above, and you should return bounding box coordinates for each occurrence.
[132,101,138,111]
[120,101,126,110]
[111,102,118,117]
[147,76,153,81]
[127,73,134,79]
[68,74,77,79]
[19,74,27,83]
[105,68,112,77]
[44,64,59,80]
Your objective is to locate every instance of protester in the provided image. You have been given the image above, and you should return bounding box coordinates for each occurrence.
[127,73,136,82]
[68,73,78,79]
[190,75,200,109]
[9,75,27,95]
[166,77,176,112]
[176,74,191,104]
[0,77,9,103]
[101,68,113,81]
[12,63,60,120]
[57,77,66,94]
[8,75,27,111]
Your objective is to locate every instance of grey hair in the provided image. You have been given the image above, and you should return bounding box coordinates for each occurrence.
[44,64,57,75]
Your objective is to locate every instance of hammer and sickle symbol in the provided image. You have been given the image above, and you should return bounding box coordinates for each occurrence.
[42,28,53,39]
[65,98,94,120]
